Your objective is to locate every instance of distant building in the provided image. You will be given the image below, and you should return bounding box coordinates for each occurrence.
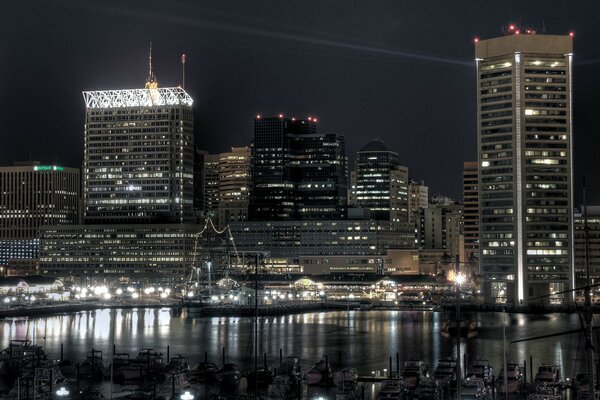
[353,140,409,222]
[574,206,600,288]
[476,31,574,305]
[463,161,479,262]
[408,179,428,223]
[429,195,455,206]
[218,147,251,227]
[249,115,347,220]
[230,220,415,258]
[202,153,220,217]
[0,162,80,267]
[416,204,464,263]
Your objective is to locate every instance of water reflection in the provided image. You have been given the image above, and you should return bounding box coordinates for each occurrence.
[0,309,586,378]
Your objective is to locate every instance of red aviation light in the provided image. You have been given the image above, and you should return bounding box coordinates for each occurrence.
[474,37,479,43]
[509,24,516,30]
[256,114,261,119]
[313,118,318,122]
[569,31,575,37]
[278,113,283,118]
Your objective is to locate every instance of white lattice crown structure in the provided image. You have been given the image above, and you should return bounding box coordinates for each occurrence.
[82,87,193,108]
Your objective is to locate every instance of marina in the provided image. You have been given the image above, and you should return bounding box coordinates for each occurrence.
[0,308,593,398]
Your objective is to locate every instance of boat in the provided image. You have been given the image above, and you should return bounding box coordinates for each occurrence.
[215,362,242,389]
[334,368,359,387]
[187,361,218,383]
[461,376,489,399]
[0,339,47,376]
[412,377,443,399]
[440,319,478,338]
[466,358,494,385]
[528,383,561,400]
[496,363,525,394]
[164,355,190,374]
[534,364,560,387]
[306,359,333,386]
[121,349,163,381]
[268,356,303,399]
[110,353,131,382]
[247,367,275,388]
[375,379,403,400]
[401,359,428,391]
[79,348,106,381]
[432,358,456,387]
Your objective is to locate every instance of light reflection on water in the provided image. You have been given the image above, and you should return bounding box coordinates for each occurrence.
[0,309,586,377]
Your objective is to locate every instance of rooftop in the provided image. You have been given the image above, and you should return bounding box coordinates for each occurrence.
[82,87,193,109]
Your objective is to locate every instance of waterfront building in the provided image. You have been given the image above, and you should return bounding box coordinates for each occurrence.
[463,161,479,262]
[218,147,251,227]
[193,148,207,213]
[0,162,80,268]
[476,30,574,305]
[408,179,429,224]
[40,224,201,279]
[353,140,409,223]
[249,115,347,221]
[230,220,414,258]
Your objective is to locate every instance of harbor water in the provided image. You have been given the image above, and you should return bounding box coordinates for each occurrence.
[0,308,587,381]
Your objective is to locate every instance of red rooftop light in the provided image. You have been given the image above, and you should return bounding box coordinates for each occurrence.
[569,32,575,37]
[474,37,479,43]
[509,24,516,30]
[256,114,261,119]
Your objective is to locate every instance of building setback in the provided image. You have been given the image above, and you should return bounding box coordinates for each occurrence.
[476,31,574,305]
[0,163,80,267]
[574,206,600,289]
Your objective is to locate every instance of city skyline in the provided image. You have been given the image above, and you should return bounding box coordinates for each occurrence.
[3,1,600,202]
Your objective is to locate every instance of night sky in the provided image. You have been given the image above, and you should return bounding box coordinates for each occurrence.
[2,1,600,202]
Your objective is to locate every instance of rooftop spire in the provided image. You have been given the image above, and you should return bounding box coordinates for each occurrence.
[145,41,158,89]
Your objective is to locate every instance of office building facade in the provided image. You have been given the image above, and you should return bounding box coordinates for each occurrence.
[249,115,347,220]
[0,163,80,267]
[354,140,409,222]
[408,179,429,223]
[476,32,574,305]
[218,147,251,227]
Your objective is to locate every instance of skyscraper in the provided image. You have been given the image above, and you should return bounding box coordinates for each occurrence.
[249,115,347,220]
[354,140,409,223]
[40,50,201,281]
[408,179,429,224]
[82,57,194,224]
[476,29,574,305]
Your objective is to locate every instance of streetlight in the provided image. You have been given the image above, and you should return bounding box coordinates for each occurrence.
[454,258,466,400]
[180,391,194,400]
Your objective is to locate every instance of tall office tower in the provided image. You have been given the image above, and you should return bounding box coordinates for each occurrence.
[40,51,202,281]
[476,29,574,305]
[354,140,409,222]
[202,154,220,217]
[408,179,429,223]
[82,63,194,224]
[463,162,479,262]
[0,162,80,268]
[249,115,347,220]
[218,147,251,227]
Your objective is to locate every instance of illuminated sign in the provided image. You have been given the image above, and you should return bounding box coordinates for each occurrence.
[33,166,64,171]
